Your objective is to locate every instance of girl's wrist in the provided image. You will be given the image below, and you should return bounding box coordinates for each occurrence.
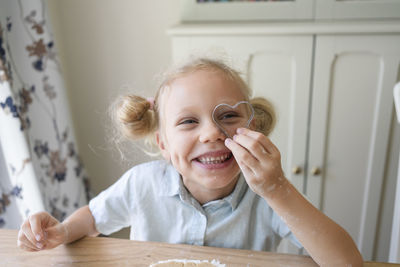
[61,222,69,245]
[261,176,291,201]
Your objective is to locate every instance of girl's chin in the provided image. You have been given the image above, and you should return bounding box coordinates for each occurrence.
[191,159,241,186]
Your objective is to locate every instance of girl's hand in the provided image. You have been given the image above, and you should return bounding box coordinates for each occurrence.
[17,211,68,251]
[224,127,286,198]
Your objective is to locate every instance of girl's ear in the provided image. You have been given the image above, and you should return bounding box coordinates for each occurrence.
[156,131,170,161]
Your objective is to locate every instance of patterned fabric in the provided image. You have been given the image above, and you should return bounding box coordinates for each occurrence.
[0,0,90,229]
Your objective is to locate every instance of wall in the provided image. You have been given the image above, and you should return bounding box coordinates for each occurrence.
[47,0,180,191]
[47,0,180,237]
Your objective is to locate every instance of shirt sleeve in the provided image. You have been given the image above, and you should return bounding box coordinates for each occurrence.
[88,170,133,235]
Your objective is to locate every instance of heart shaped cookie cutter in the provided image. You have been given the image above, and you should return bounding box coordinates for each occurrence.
[212,100,255,138]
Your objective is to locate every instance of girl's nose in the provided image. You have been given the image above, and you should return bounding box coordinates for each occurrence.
[199,120,226,143]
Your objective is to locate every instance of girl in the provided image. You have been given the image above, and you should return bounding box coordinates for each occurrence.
[17,58,363,266]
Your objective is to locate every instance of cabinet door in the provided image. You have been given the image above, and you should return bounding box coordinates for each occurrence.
[315,0,400,20]
[307,35,400,260]
[171,36,313,194]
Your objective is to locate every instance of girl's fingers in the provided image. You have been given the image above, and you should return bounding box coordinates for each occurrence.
[17,230,42,251]
[237,128,280,156]
[20,221,38,248]
[225,138,258,171]
[239,162,257,179]
[17,212,61,252]
[232,133,272,160]
[18,243,39,252]
[28,214,44,242]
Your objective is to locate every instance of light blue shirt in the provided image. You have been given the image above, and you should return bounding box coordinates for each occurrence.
[89,160,302,251]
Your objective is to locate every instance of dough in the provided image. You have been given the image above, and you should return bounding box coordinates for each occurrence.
[149,259,225,267]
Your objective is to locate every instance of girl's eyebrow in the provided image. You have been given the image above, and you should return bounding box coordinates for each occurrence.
[173,106,198,116]
[215,98,246,105]
[172,109,197,122]
[173,109,193,117]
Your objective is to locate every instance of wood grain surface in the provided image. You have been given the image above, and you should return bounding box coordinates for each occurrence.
[0,229,398,266]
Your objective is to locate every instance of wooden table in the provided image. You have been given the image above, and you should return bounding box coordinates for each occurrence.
[0,229,398,266]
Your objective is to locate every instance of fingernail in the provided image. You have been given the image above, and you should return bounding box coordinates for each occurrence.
[233,134,238,141]
[237,128,244,134]
[225,138,232,145]
[36,242,43,249]
[35,234,41,241]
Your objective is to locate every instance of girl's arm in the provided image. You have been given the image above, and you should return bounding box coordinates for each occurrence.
[62,205,100,244]
[264,179,363,266]
[225,127,363,267]
[18,205,99,251]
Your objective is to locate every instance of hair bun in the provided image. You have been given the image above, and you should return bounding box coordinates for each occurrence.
[115,95,156,140]
[250,97,276,136]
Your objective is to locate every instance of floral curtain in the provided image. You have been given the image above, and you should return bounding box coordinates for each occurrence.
[0,0,90,229]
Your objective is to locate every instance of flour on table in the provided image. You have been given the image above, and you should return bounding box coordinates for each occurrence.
[149,259,225,267]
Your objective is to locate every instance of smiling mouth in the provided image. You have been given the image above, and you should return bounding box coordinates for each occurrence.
[195,152,233,165]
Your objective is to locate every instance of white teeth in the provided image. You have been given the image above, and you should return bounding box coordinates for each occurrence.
[198,153,230,164]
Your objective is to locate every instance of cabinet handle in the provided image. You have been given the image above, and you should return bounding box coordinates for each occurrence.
[311,167,322,176]
[292,166,302,175]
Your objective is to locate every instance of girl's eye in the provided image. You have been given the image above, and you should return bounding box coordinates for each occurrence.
[220,112,239,120]
[179,119,197,125]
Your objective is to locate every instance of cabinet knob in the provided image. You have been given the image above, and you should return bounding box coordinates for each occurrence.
[311,167,322,176]
[292,166,302,175]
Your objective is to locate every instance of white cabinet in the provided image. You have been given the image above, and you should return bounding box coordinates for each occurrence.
[181,0,400,22]
[181,0,315,22]
[168,22,400,260]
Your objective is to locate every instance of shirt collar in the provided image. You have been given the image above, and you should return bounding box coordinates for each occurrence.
[158,163,248,211]
[158,162,181,197]
[221,173,247,211]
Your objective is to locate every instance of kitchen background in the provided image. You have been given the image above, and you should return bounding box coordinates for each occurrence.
[0,0,399,263]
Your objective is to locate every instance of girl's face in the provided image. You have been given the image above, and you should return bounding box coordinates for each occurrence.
[156,69,247,203]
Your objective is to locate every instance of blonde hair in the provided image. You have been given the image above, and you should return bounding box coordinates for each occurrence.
[111,57,276,154]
